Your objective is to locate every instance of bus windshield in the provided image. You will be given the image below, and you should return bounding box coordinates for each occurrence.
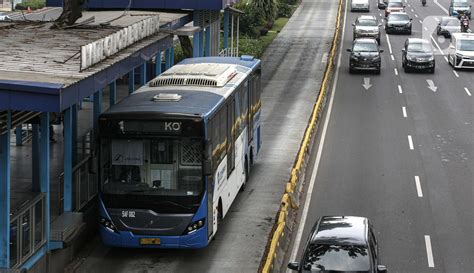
[100,137,203,197]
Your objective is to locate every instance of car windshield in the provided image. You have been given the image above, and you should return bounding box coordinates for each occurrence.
[453,2,469,7]
[302,244,370,272]
[408,42,432,53]
[100,138,204,196]
[442,18,460,26]
[388,2,403,7]
[458,39,474,51]
[358,19,378,26]
[353,42,378,52]
[389,14,409,21]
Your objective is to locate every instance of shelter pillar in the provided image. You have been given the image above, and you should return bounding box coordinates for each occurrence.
[63,107,73,212]
[155,52,162,76]
[224,9,229,50]
[93,89,103,139]
[15,126,22,146]
[165,48,171,70]
[170,47,175,67]
[32,124,40,192]
[205,26,211,56]
[109,81,116,106]
[0,111,12,268]
[39,112,51,249]
[128,69,135,94]
[140,63,147,86]
[199,31,204,57]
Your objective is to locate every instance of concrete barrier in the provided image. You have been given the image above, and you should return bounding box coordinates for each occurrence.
[260,0,345,272]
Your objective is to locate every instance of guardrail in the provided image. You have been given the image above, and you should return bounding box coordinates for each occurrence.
[58,155,98,213]
[259,0,344,272]
[9,193,46,268]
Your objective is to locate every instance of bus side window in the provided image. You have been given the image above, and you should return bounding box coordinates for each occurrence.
[227,97,235,177]
[219,107,227,162]
[235,88,242,136]
[209,115,220,169]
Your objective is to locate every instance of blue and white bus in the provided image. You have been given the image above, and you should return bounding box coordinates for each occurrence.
[97,56,262,248]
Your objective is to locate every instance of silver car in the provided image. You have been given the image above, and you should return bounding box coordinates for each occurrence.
[353,15,381,44]
[436,17,461,38]
[0,12,12,21]
[351,0,370,12]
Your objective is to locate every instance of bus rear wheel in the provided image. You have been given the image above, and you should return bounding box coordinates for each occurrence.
[240,158,249,192]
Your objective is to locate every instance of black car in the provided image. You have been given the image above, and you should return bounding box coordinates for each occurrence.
[347,38,383,74]
[288,216,387,273]
[402,38,435,73]
[385,12,412,34]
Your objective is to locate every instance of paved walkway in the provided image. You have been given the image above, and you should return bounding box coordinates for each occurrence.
[71,0,339,272]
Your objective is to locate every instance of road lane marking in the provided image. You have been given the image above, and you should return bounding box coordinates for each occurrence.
[408,135,414,150]
[415,14,419,18]
[425,235,435,267]
[426,79,438,92]
[394,68,398,75]
[391,54,395,61]
[419,19,423,24]
[288,0,348,266]
[430,35,445,56]
[322,52,328,63]
[444,56,449,62]
[434,0,449,14]
[411,8,414,12]
[398,85,403,94]
[385,34,393,54]
[464,87,472,96]
[423,26,428,31]
[435,17,440,22]
[402,107,407,118]
[415,176,423,197]
[453,70,459,77]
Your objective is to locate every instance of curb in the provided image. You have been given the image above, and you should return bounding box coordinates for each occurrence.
[259,0,345,271]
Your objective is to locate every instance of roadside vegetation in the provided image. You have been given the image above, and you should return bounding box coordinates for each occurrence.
[15,0,45,10]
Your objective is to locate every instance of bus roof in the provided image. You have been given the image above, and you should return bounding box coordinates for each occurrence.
[102,56,261,119]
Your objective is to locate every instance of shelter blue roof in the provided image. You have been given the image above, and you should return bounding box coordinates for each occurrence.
[47,0,240,10]
[179,56,261,71]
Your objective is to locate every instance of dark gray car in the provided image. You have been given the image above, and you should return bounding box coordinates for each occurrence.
[288,216,387,273]
[385,12,412,34]
[436,17,461,38]
[347,38,383,74]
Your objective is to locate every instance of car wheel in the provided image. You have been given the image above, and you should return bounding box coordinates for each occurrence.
[377,38,381,44]
[430,67,435,74]
[349,67,355,74]
[408,29,412,35]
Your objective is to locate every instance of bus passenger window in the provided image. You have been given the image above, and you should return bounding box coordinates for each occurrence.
[151,140,173,164]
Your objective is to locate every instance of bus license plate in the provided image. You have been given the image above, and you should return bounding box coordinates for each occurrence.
[140,238,161,245]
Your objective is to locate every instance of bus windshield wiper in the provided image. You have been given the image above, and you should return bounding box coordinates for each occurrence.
[154,200,193,211]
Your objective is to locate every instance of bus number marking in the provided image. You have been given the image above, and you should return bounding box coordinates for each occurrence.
[122,210,136,218]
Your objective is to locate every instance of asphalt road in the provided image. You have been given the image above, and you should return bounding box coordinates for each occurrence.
[287,0,473,272]
[71,0,339,272]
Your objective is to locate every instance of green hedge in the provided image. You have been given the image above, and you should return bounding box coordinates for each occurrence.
[15,0,45,10]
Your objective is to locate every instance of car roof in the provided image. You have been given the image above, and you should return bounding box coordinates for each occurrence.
[311,216,369,246]
[441,16,459,21]
[452,33,474,40]
[389,12,408,15]
[407,38,430,44]
[354,38,378,44]
[357,15,377,20]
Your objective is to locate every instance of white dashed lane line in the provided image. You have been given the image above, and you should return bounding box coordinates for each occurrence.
[425,235,435,268]
[453,70,459,77]
[391,54,394,61]
[415,14,419,18]
[419,19,423,24]
[385,34,393,54]
[398,85,403,94]
[408,135,414,150]
[464,87,472,96]
[394,68,398,76]
[415,176,423,197]
[444,56,449,62]
[402,106,407,118]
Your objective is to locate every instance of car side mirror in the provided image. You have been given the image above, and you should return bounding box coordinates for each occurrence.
[410,18,413,21]
[402,48,406,52]
[449,44,455,49]
[352,23,356,26]
[379,49,384,53]
[377,265,388,273]
[378,3,386,9]
[346,48,352,52]
[287,262,300,271]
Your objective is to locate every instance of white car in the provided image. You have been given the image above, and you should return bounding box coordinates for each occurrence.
[351,0,370,12]
[448,33,474,69]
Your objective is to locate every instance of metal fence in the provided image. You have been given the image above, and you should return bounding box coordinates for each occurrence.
[9,193,46,268]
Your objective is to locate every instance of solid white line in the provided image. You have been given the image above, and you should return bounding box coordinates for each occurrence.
[408,135,414,150]
[434,0,449,14]
[287,0,348,266]
[391,54,395,61]
[385,34,393,54]
[415,176,423,197]
[453,70,459,77]
[430,35,445,56]
[425,235,435,267]
[398,85,403,94]
[402,106,407,118]
[464,87,472,96]
[394,68,398,75]
[444,56,449,62]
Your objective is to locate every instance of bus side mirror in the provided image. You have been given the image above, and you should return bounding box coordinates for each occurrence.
[203,159,212,176]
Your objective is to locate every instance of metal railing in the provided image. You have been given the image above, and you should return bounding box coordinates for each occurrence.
[9,193,46,268]
[58,155,98,213]
[219,47,239,57]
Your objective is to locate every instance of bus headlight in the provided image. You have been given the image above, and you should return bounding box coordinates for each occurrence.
[100,217,119,233]
[184,218,205,235]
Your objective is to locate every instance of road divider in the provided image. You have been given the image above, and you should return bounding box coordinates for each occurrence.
[259,0,344,272]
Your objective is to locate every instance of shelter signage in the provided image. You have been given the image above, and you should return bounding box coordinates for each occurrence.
[80,15,160,71]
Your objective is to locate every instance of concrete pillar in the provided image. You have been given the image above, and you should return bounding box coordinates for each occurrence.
[199,30,204,57]
[165,48,171,70]
[63,107,73,212]
[0,111,11,268]
[170,47,175,66]
[140,63,147,86]
[39,112,51,250]
[224,9,229,50]
[155,52,162,77]
[32,124,40,192]
[128,69,135,94]
[109,81,116,107]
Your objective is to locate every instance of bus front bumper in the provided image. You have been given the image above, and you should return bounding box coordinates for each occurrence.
[100,225,208,249]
